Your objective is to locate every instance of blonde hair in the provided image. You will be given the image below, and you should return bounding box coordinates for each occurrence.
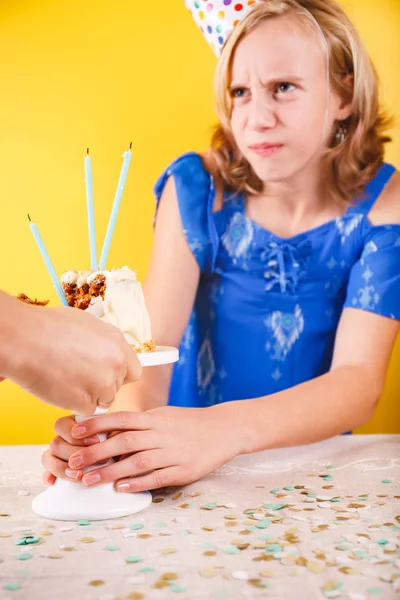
[210,0,393,204]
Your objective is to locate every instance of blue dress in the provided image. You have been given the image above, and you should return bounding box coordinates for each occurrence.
[155,152,400,409]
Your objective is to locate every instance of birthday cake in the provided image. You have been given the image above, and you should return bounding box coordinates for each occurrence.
[61,266,155,353]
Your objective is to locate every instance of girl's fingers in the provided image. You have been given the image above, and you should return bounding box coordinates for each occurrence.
[71,411,154,440]
[49,436,96,462]
[80,449,174,487]
[41,449,83,482]
[54,415,95,445]
[116,466,184,493]
[43,471,56,486]
[68,430,159,471]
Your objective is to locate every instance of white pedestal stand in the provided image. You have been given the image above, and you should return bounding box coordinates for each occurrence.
[32,346,178,521]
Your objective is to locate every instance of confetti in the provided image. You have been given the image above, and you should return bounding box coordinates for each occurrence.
[232,570,248,580]
[17,553,32,561]
[77,520,90,526]
[89,580,105,587]
[3,583,21,591]
[126,556,142,563]
[200,567,217,578]
[130,523,144,530]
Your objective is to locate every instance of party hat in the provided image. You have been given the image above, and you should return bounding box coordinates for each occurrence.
[185,0,263,57]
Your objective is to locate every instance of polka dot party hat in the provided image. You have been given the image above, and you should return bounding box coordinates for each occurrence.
[185,0,263,57]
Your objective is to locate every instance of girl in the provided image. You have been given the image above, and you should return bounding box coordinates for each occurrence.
[43,0,400,492]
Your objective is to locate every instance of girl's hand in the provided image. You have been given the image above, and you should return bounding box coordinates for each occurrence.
[41,415,101,486]
[67,405,244,492]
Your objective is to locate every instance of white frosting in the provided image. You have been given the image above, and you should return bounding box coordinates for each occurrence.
[62,267,152,349]
[60,270,78,285]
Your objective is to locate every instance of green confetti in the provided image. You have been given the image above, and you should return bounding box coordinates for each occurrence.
[139,567,155,573]
[105,545,119,551]
[283,486,295,491]
[177,529,191,536]
[77,520,90,526]
[15,536,39,546]
[202,503,218,509]
[263,503,285,510]
[255,521,270,529]
[306,494,317,498]
[223,546,240,555]
[266,544,283,553]
[322,475,333,481]
[171,585,186,593]
[382,480,392,484]
[17,553,32,561]
[259,534,272,541]
[153,522,167,528]
[326,465,335,470]
[376,539,388,545]
[367,588,384,595]
[330,497,342,502]
[126,555,142,563]
[130,523,144,531]
[353,550,368,558]
[269,490,280,494]
[3,584,21,591]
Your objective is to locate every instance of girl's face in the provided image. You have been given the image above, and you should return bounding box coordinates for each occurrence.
[229,15,348,187]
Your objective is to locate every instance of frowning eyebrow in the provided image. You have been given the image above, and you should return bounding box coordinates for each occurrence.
[229,76,305,90]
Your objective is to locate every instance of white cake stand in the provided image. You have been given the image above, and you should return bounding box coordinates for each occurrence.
[32,346,179,521]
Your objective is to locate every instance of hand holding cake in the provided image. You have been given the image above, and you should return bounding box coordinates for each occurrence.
[0,290,142,415]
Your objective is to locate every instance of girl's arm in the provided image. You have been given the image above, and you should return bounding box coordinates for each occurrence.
[226,307,400,454]
[110,175,200,412]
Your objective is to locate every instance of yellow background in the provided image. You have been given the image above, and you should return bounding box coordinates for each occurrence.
[0,0,399,444]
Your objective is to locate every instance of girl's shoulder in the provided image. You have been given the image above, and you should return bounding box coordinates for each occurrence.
[368,168,400,226]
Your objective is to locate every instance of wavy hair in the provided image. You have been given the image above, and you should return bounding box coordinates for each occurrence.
[210,0,393,204]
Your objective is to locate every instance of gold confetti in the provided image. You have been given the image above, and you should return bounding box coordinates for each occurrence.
[152,497,164,503]
[89,580,105,587]
[138,534,152,539]
[189,491,201,497]
[161,572,178,581]
[47,553,63,559]
[160,547,177,555]
[40,531,53,536]
[248,578,265,588]
[154,580,169,589]
[203,550,217,557]
[296,556,308,567]
[127,594,144,600]
[172,492,183,500]
[78,537,96,543]
[322,581,341,591]
[239,530,252,535]
[259,570,275,578]
[61,546,75,552]
[339,567,358,575]
[306,561,325,573]
[200,567,217,578]
[0,513,10,517]
[224,514,238,520]
[0,533,12,538]
[225,521,238,527]
[202,526,214,532]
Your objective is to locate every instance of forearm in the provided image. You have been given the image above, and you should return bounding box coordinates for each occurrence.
[220,365,381,455]
[0,291,28,377]
[110,364,172,413]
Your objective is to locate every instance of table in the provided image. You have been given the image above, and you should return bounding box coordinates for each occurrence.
[0,435,399,600]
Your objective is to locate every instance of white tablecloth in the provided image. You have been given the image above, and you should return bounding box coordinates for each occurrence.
[0,435,399,600]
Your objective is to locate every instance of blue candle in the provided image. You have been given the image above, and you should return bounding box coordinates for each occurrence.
[98,145,132,270]
[28,215,69,306]
[84,148,97,270]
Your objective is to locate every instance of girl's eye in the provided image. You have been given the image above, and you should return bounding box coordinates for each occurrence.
[230,87,248,98]
[276,82,296,94]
